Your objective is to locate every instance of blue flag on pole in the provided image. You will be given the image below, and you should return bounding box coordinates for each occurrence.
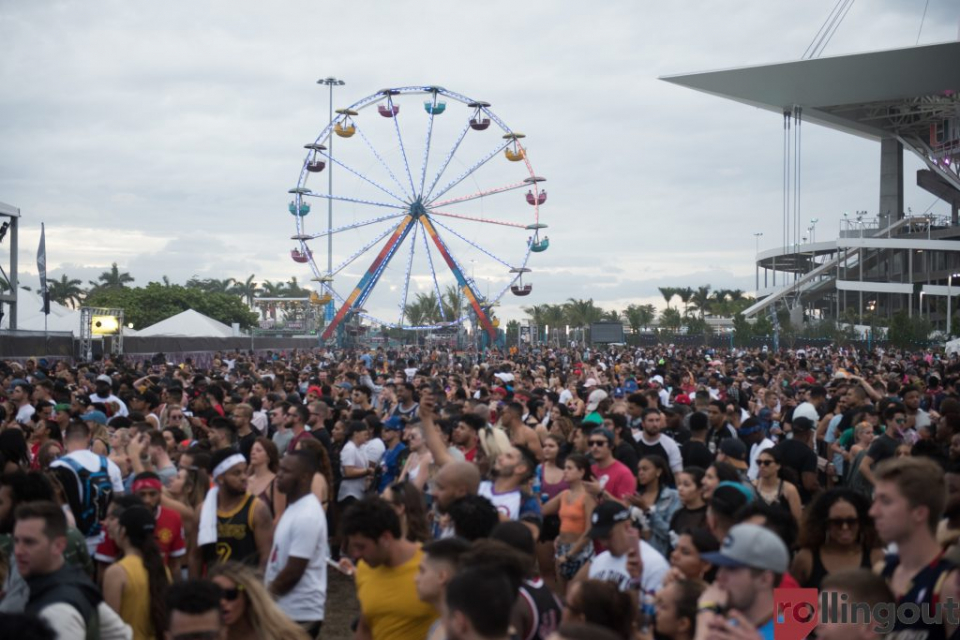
[37,223,49,315]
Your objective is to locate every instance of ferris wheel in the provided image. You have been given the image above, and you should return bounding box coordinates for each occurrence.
[287,85,549,343]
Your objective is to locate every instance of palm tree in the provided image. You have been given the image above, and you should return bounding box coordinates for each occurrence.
[286,277,309,297]
[403,293,441,342]
[92,263,134,290]
[564,298,604,343]
[441,284,465,321]
[47,274,84,308]
[523,304,548,327]
[658,287,678,309]
[542,304,568,345]
[689,285,713,319]
[205,278,236,293]
[161,275,172,287]
[677,287,694,316]
[258,280,286,297]
[659,306,683,333]
[602,309,621,322]
[231,274,258,306]
[624,303,656,336]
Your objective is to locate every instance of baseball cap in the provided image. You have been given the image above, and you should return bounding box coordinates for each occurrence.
[585,389,609,412]
[674,393,691,405]
[792,402,819,423]
[649,375,664,386]
[719,439,747,469]
[584,378,599,388]
[588,502,631,539]
[701,523,789,574]
[383,415,404,431]
[80,410,108,426]
[96,374,112,384]
[792,416,815,433]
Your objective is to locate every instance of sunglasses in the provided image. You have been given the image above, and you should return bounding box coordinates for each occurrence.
[828,517,858,529]
[588,440,608,447]
[221,585,244,601]
[757,459,775,467]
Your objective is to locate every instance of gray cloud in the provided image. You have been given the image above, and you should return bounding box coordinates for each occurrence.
[1,0,953,324]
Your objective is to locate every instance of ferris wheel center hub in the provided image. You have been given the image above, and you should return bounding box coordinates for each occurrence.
[409,198,428,219]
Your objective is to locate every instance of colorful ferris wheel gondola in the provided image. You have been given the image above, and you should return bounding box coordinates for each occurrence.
[305,143,327,173]
[504,132,526,162]
[467,101,491,130]
[510,267,532,296]
[334,109,358,138]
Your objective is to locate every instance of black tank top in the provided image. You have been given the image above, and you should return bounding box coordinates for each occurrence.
[880,551,955,640]
[803,545,872,589]
[756,479,792,513]
[518,577,562,640]
[216,493,260,566]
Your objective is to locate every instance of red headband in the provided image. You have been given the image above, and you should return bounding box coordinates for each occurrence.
[132,478,163,494]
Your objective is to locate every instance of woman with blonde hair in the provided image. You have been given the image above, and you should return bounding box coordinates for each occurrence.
[209,561,309,640]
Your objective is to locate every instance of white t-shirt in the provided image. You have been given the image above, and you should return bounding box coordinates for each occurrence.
[362,438,386,466]
[15,403,35,425]
[89,393,129,417]
[51,450,125,494]
[588,539,669,595]
[338,441,368,502]
[265,493,328,622]
[747,438,776,481]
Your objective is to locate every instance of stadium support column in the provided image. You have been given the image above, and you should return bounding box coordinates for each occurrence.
[879,138,903,229]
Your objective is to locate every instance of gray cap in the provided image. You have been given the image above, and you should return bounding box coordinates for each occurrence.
[700,523,789,574]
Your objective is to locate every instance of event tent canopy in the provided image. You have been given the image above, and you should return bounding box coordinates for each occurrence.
[136,309,236,338]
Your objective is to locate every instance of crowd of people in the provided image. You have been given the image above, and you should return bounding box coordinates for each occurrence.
[0,343,959,640]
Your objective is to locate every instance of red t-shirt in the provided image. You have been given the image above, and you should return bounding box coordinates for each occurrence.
[95,506,186,564]
[592,459,637,500]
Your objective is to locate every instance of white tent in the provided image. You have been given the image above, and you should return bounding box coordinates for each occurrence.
[947,337,960,356]
[136,309,236,338]
[0,287,81,333]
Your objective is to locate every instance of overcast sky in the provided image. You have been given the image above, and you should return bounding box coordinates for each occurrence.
[1,0,957,325]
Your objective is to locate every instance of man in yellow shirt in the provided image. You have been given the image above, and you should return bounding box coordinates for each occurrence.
[342,497,439,640]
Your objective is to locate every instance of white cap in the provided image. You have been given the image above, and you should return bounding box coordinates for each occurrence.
[96,374,112,384]
[584,378,599,388]
[650,375,664,386]
[793,401,819,423]
[586,389,609,412]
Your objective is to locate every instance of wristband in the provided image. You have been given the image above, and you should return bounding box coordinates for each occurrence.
[697,602,724,615]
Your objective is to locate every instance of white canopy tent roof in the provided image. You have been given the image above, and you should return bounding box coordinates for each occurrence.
[0,287,81,333]
[136,309,236,338]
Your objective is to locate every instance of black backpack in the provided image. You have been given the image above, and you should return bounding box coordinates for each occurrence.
[57,456,115,538]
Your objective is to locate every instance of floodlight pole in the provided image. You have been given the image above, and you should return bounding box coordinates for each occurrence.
[753,232,763,290]
[317,77,345,277]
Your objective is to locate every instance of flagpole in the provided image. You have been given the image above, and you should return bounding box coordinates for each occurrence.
[38,222,48,356]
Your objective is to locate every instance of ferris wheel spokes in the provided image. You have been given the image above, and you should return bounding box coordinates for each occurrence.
[429,181,528,208]
[418,219,447,322]
[386,95,418,197]
[301,190,405,211]
[353,122,414,202]
[428,210,527,229]
[423,120,472,200]
[315,149,408,203]
[301,212,408,240]
[419,216,496,339]
[397,222,419,324]
[418,92,442,197]
[328,223,402,278]
[321,214,417,340]
[426,139,512,204]
[429,217,516,270]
